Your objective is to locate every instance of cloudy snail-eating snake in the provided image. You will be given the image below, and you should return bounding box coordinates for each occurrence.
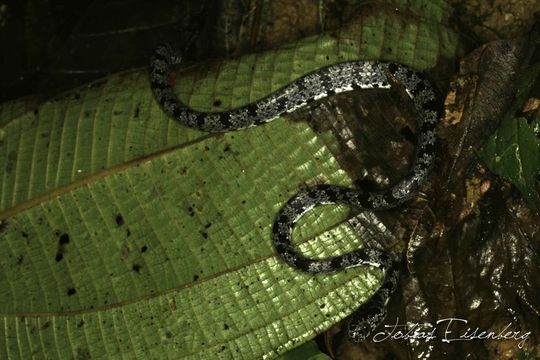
[149,43,439,342]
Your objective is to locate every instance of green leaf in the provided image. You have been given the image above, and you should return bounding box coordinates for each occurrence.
[277,341,331,360]
[481,116,540,208]
[480,61,540,209]
[0,1,460,358]
[0,97,39,128]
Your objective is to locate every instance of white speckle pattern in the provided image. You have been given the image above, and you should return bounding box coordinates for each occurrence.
[307,261,333,273]
[422,130,437,145]
[423,109,439,124]
[368,193,389,209]
[255,100,282,121]
[150,44,441,343]
[229,108,252,128]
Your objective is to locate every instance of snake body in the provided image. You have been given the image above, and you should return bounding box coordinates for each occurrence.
[150,44,439,342]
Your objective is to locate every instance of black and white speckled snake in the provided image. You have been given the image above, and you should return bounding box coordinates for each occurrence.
[150,44,439,342]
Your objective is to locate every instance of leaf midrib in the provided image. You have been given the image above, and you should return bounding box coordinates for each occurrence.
[0,132,216,221]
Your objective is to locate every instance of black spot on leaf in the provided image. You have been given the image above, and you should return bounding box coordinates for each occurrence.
[141,245,148,253]
[132,264,141,273]
[55,232,70,261]
[115,214,124,226]
[59,233,70,245]
[67,288,76,296]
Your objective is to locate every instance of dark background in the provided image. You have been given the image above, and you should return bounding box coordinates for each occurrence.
[0,0,235,103]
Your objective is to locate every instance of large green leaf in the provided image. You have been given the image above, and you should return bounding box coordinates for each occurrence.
[481,116,540,208]
[480,62,540,208]
[0,1,460,358]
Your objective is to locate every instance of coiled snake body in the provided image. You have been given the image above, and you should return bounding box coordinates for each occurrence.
[150,44,439,342]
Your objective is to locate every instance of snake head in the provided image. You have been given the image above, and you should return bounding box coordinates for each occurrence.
[154,43,183,65]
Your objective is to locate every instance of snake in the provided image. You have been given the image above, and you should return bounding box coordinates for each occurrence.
[150,43,439,342]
